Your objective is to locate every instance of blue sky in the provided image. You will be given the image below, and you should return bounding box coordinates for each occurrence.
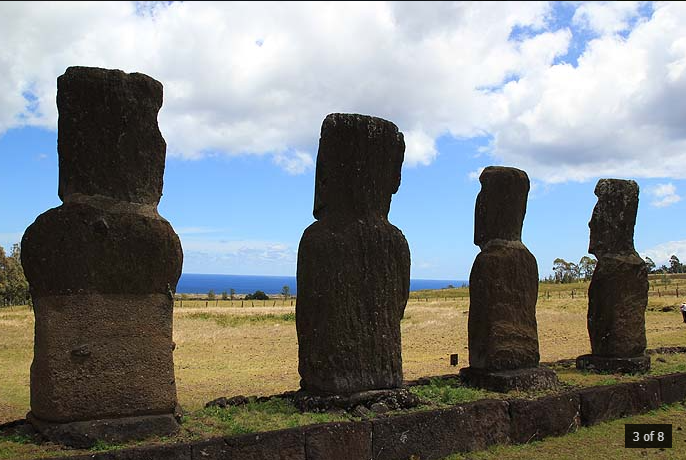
[1,2,685,280]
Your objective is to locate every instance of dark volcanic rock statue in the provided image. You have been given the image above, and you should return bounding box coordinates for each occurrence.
[577,179,649,373]
[460,166,557,392]
[296,113,410,395]
[21,67,182,446]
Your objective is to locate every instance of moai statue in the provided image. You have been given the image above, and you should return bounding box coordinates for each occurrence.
[21,67,183,447]
[296,113,410,396]
[460,166,558,392]
[576,179,649,373]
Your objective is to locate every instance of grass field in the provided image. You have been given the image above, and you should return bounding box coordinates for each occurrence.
[1,285,685,459]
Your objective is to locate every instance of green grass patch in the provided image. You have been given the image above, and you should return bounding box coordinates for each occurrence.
[185,312,295,327]
[650,354,686,375]
[410,378,492,406]
[186,398,347,437]
[409,286,470,299]
[0,434,31,445]
[89,440,125,452]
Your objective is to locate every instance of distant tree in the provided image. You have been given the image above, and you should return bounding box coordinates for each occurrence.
[644,256,656,274]
[553,258,569,283]
[0,244,29,306]
[230,288,236,300]
[669,255,683,274]
[221,290,228,300]
[552,257,589,283]
[579,256,597,281]
[281,285,291,299]
[207,289,216,300]
[245,290,269,300]
[569,262,581,281]
[0,245,7,304]
[540,274,555,284]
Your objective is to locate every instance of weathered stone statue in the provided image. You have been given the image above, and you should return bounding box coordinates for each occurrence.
[576,179,649,373]
[460,166,557,392]
[296,113,410,396]
[21,67,183,447]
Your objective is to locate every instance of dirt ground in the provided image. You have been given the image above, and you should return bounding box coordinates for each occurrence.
[1,296,684,423]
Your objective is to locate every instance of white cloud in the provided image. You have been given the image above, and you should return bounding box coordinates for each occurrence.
[179,237,297,275]
[1,2,686,183]
[273,150,314,175]
[572,1,644,35]
[404,129,437,166]
[180,239,294,259]
[490,2,686,183]
[641,240,686,266]
[648,183,682,207]
[0,1,551,173]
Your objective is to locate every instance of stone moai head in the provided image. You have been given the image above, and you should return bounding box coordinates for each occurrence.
[588,179,639,257]
[474,166,530,249]
[313,113,405,220]
[57,66,166,205]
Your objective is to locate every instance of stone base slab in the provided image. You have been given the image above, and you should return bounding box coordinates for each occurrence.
[575,354,650,374]
[459,366,559,393]
[27,412,179,449]
[290,387,421,413]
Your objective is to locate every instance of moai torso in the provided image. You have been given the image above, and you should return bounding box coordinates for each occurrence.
[587,179,647,357]
[21,67,182,423]
[296,113,410,395]
[468,166,540,370]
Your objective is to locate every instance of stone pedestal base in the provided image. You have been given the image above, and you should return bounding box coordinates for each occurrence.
[575,354,650,374]
[291,387,420,413]
[27,412,179,448]
[459,367,559,393]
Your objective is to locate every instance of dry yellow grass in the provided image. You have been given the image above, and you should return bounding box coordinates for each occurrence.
[1,295,684,424]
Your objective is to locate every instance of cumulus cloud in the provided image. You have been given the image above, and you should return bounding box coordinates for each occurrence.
[273,150,314,175]
[641,240,686,266]
[0,1,550,171]
[490,2,686,182]
[648,183,682,207]
[572,1,645,35]
[404,129,438,166]
[1,2,686,182]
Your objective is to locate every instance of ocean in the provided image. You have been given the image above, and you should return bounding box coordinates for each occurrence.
[176,273,467,295]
